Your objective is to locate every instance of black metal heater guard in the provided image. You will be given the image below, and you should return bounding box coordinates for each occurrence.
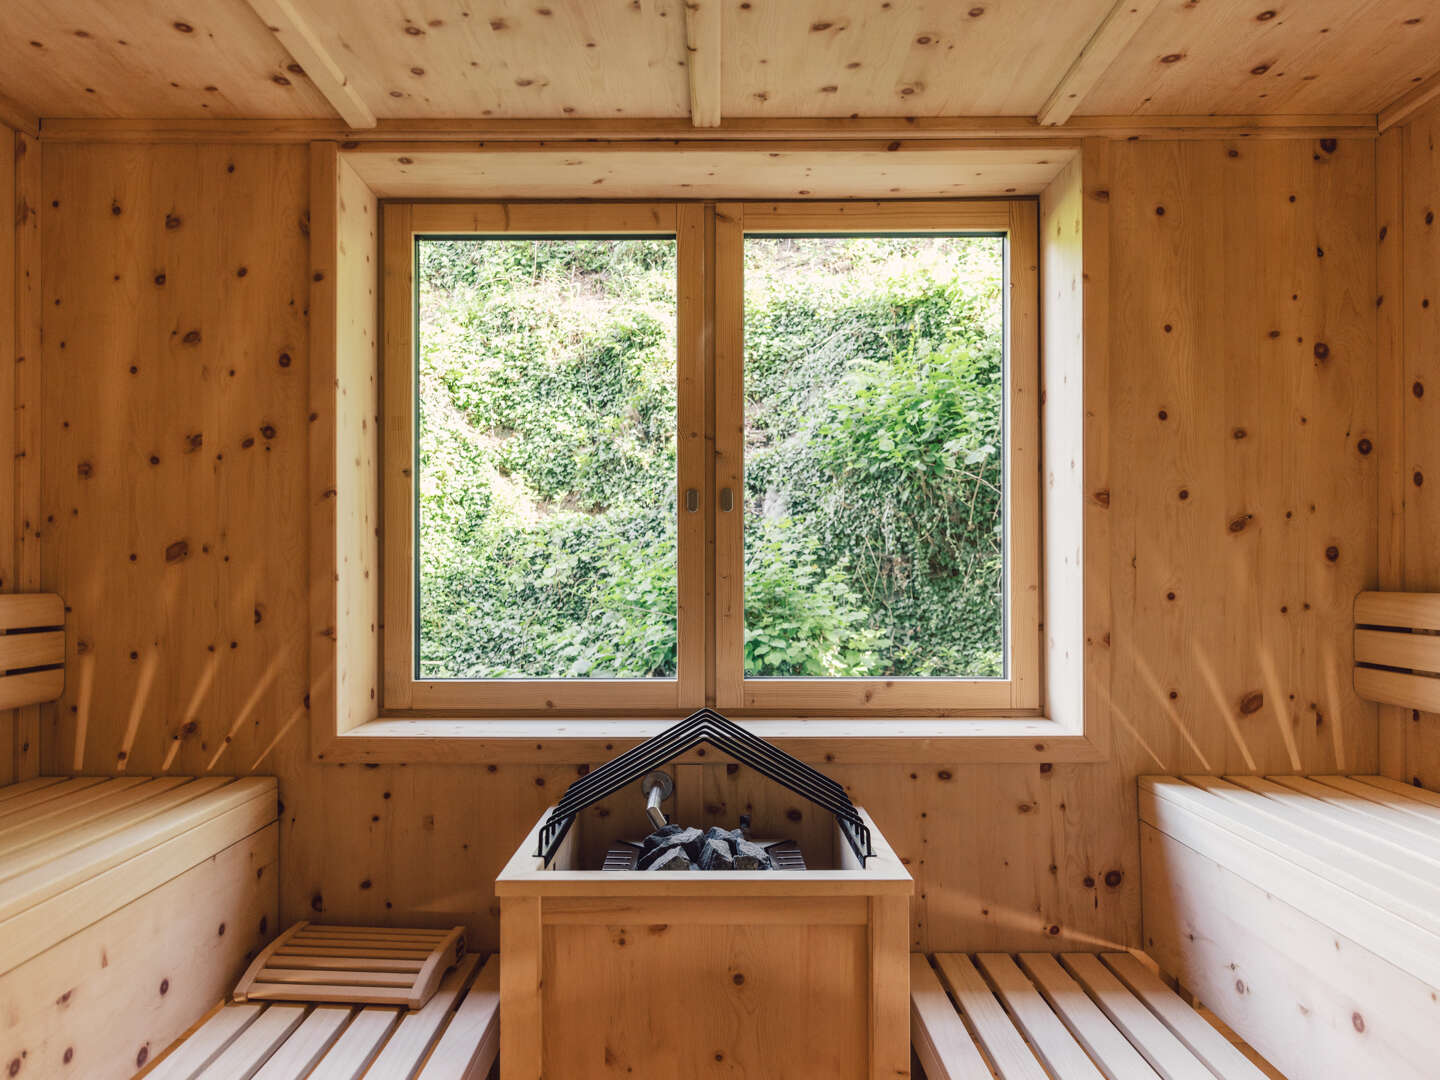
[534,708,874,867]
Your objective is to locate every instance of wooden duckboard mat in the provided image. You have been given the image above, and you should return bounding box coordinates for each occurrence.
[143,954,498,1080]
[911,952,1284,1079]
[235,922,467,1010]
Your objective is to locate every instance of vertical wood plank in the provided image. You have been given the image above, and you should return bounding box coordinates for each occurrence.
[1375,125,1408,780]
[499,896,542,1080]
[0,125,15,786]
[11,129,41,781]
[309,141,342,749]
[868,894,909,1079]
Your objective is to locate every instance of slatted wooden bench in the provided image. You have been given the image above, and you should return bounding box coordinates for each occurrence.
[1141,774,1440,1080]
[0,774,278,1080]
[140,953,499,1080]
[911,952,1278,1079]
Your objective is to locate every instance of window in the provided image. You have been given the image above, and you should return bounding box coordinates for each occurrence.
[381,201,1040,716]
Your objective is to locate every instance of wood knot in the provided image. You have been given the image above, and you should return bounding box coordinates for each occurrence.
[1093,489,1110,507]
[1313,342,1330,361]
[165,540,189,563]
[165,214,182,229]
[182,329,201,344]
[1319,138,1338,154]
[1239,691,1264,715]
[260,424,277,440]
[77,461,93,478]
[1227,514,1251,533]
[1104,869,1123,887]
[1325,545,1340,561]
[1357,438,1372,455]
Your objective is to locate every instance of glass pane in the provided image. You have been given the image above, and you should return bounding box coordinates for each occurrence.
[416,237,679,679]
[742,235,1006,679]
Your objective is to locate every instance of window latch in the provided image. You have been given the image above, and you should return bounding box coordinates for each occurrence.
[684,488,699,513]
[719,488,734,513]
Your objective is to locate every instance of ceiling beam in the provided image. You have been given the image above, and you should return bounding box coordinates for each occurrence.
[241,0,376,129]
[1379,70,1440,133]
[684,1,722,129]
[34,114,1379,145]
[1037,0,1165,127]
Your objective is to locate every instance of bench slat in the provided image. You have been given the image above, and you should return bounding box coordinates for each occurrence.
[909,954,992,1080]
[1098,954,1269,1080]
[976,952,1105,1079]
[365,954,481,1079]
[1060,954,1216,1080]
[0,776,64,806]
[933,953,1048,1080]
[0,776,106,820]
[416,954,500,1080]
[1341,775,1440,827]
[1259,775,1440,858]
[306,1008,401,1080]
[0,777,185,856]
[251,1005,353,1080]
[201,1004,308,1080]
[1019,954,1160,1079]
[1224,775,1440,878]
[144,1004,265,1080]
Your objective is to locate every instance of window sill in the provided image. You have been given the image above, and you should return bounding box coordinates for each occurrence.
[312,716,1107,766]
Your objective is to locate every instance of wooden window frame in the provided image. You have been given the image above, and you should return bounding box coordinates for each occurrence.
[381,202,708,713]
[379,198,1041,718]
[716,201,1042,714]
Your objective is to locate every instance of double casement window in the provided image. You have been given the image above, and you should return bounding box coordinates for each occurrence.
[381,200,1040,717]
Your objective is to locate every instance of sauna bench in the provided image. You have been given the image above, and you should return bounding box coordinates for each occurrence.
[0,775,278,1080]
[140,954,498,1080]
[1140,774,1440,1080]
[910,952,1279,1079]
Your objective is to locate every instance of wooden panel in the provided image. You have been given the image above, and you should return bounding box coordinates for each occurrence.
[0,826,277,1080]
[0,122,15,787]
[1141,823,1440,1080]
[721,0,1117,117]
[541,920,868,1078]
[1080,0,1440,116]
[296,0,690,121]
[0,0,336,120]
[1395,101,1440,786]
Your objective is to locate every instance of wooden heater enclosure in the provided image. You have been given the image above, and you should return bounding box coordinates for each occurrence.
[496,805,912,1080]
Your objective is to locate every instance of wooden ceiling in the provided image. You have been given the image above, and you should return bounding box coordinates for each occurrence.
[1,0,1437,130]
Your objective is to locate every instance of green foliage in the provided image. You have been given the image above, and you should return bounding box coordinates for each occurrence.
[417,233,1006,681]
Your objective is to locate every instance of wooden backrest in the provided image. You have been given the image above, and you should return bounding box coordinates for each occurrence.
[0,594,65,710]
[1354,591,1440,712]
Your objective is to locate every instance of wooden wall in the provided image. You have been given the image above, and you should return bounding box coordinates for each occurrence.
[1380,99,1440,786]
[25,135,1378,954]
